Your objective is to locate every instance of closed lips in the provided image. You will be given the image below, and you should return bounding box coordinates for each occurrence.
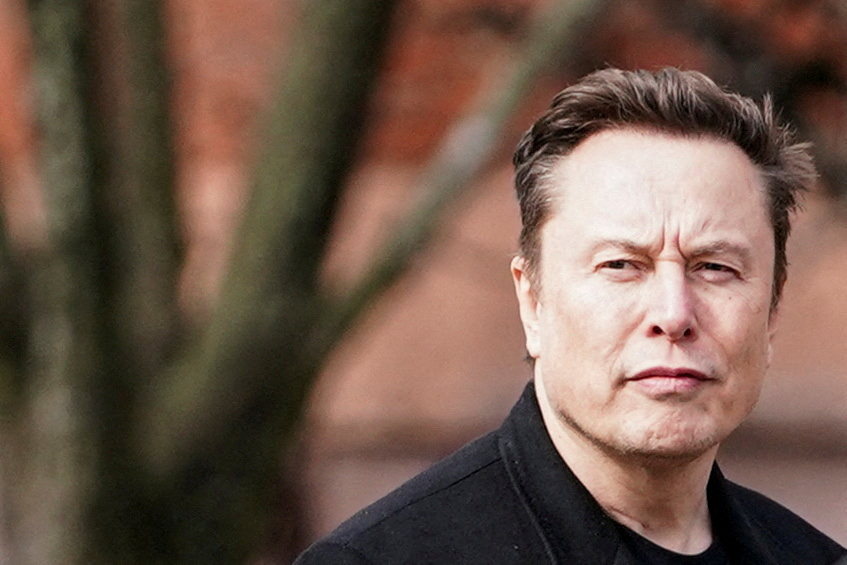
[628,368,712,381]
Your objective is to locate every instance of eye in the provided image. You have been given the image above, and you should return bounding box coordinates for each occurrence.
[603,260,631,269]
[598,259,643,280]
[695,262,739,281]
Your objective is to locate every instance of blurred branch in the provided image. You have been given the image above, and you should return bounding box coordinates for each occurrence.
[140,0,398,493]
[310,0,610,362]
[20,1,106,563]
[0,191,25,413]
[75,1,184,560]
[87,0,181,380]
[130,4,402,559]
[233,0,399,299]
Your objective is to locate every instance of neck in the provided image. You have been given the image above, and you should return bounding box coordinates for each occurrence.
[535,380,717,555]
[592,455,714,554]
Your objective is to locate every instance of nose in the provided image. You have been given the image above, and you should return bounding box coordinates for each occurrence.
[646,264,697,342]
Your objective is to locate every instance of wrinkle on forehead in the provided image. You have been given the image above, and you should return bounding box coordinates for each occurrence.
[544,132,772,254]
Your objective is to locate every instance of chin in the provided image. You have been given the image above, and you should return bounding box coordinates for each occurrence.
[619,421,726,462]
[624,439,718,462]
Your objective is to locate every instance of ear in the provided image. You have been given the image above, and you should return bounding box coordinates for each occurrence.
[511,256,542,359]
[766,306,779,367]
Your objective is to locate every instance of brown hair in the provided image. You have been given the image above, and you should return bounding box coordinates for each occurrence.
[513,67,816,309]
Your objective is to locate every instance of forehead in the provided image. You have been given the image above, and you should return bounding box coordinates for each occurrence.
[544,129,769,217]
[537,129,774,261]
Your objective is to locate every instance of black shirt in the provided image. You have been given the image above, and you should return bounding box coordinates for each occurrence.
[617,524,731,565]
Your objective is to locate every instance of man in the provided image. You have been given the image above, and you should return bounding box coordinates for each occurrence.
[296,68,846,564]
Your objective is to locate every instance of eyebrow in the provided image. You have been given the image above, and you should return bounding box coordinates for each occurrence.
[687,242,754,265]
[588,238,650,255]
[589,238,754,264]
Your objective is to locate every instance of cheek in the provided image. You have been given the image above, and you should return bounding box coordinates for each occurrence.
[698,282,772,349]
[719,305,772,360]
[715,317,771,411]
[719,368,765,429]
[539,287,637,365]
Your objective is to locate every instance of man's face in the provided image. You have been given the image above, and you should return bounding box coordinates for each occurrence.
[512,129,778,461]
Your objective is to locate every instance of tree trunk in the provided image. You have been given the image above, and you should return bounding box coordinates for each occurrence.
[16,1,104,562]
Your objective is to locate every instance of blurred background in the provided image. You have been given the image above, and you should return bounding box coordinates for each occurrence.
[0,0,844,563]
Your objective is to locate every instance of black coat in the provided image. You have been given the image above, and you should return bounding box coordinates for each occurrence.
[296,383,846,564]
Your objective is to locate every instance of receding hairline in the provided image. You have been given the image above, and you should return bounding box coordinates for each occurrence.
[513,68,815,312]
[524,125,775,230]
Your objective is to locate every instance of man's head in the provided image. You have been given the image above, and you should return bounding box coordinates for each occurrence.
[509,68,817,462]
[513,67,816,310]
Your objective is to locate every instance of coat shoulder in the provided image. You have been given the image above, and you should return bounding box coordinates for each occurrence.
[329,430,503,542]
[296,430,549,564]
[723,479,846,563]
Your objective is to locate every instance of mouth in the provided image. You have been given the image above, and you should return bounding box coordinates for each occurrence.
[629,367,713,382]
[626,367,715,396]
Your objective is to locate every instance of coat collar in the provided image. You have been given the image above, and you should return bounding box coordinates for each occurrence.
[497,381,625,563]
[497,381,779,564]
[707,465,780,563]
